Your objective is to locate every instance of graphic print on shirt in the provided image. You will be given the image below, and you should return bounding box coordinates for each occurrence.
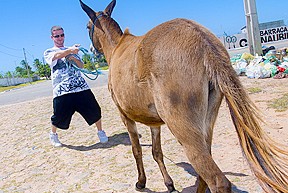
[44,46,90,98]
[58,76,88,94]
[52,58,89,97]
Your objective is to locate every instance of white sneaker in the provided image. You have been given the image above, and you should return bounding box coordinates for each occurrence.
[49,132,62,147]
[97,130,108,143]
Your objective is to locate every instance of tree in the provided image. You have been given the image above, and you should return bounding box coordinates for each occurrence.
[33,59,51,79]
[15,60,33,77]
[89,44,107,67]
[65,50,108,72]
[82,54,96,71]
[5,71,14,78]
[93,53,107,67]
[15,65,26,77]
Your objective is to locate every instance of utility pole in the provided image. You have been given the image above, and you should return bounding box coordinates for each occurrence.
[243,0,263,55]
[23,48,31,82]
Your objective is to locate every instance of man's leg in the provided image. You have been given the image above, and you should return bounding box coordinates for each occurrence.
[50,94,74,147]
[76,90,108,143]
[95,119,108,143]
[49,125,62,147]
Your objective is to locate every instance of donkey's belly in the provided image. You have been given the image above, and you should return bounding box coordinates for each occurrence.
[114,94,164,126]
[109,67,164,126]
[125,107,165,126]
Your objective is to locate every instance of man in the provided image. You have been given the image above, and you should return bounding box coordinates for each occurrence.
[44,25,108,147]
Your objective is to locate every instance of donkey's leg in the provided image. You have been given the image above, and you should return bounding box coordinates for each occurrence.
[180,132,231,193]
[164,121,230,193]
[197,87,224,193]
[197,176,208,193]
[150,126,177,193]
[151,74,229,192]
[120,114,146,190]
[195,129,213,193]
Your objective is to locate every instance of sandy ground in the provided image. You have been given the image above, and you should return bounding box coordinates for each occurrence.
[1,76,288,193]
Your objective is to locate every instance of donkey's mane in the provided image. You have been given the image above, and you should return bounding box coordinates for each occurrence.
[123,28,131,35]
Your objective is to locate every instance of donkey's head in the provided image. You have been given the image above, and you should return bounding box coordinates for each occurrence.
[80,0,122,55]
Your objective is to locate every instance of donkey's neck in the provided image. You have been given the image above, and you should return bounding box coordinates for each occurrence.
[100,21,123,64]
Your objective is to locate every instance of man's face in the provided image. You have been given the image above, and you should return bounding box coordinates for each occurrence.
[51,29,65,47]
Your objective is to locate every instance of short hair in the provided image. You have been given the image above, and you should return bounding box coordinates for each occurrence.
[50,26,64,35]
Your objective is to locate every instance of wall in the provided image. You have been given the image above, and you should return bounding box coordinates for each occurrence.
[0,77,34,86]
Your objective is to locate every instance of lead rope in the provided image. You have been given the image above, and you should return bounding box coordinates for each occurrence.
[65,47,103,80]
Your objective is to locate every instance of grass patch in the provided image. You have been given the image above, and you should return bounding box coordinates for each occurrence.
[247,87,262,94]
[268,93,288,112]
[0,80,46,93]
[98,66,109,70]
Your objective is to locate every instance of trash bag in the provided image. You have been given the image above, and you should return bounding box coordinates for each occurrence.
[249,56,264,66]
[246,63,271,79]
[233,59,247,75]
[262,46,275,55]
[241,52,255,62]
[264,55,280,66]
[230,54,242,64]
[284,68,288,74]
[270,65,278,77]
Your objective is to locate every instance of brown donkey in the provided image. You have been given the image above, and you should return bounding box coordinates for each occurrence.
[80,0,288,192]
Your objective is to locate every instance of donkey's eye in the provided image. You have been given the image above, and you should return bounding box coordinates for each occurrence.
[86,24,91,30]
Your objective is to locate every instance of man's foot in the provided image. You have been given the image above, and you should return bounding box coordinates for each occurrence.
[49,132,62,147]
[97,130,108,143]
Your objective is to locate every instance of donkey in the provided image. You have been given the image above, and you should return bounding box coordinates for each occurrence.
[80,0,288,192]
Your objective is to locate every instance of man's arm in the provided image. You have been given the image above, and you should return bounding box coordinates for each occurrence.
[52,46,79,61]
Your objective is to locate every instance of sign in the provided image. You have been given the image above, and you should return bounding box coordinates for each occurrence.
[260,26,288,43]
[219,33,247,49]
[220,26,288,50]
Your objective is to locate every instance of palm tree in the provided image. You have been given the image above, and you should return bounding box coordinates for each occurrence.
[15,60,33,77]
[33,59,50,79]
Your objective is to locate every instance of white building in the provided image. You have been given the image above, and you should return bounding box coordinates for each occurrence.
[220,20,288,50]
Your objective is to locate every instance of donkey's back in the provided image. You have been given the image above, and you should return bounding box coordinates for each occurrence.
[130,18,232,87]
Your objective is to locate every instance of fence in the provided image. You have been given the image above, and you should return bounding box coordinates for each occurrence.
[0,77,38,86]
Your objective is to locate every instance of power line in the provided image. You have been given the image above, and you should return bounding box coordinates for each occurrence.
[0,43,22,51]
[0,43,37,68]
[0,50,23,58]
[25,49,35,60]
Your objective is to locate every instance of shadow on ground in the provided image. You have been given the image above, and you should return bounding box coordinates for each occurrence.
[176,162,249,193]
[62,132,131,150]
[63,133,249,193]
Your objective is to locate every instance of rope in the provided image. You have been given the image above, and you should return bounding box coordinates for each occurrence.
[65,47,103,80]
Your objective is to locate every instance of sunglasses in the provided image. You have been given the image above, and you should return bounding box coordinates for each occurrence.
[53,34,65,38]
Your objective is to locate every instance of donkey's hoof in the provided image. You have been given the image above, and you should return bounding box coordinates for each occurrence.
[135,182,146,191]
[167,185,179,193]
[168,188,179,193]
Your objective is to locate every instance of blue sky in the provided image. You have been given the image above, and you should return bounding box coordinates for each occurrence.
[0,0,288,73]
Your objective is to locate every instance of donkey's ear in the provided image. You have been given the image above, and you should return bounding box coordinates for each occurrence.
[104,0,116,16]
[79,0,97,22]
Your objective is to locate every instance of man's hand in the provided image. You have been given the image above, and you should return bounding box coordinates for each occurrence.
[69,44,81,54]
[73,44,81,48]
[69,46,79,55]
[52,44,81,61]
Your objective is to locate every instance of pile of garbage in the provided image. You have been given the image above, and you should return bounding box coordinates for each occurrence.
[231,47,288,79]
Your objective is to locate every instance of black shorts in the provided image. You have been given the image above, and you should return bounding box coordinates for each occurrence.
[51,89,101,129]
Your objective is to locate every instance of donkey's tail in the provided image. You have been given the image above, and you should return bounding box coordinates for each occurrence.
[205,48,288,192]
